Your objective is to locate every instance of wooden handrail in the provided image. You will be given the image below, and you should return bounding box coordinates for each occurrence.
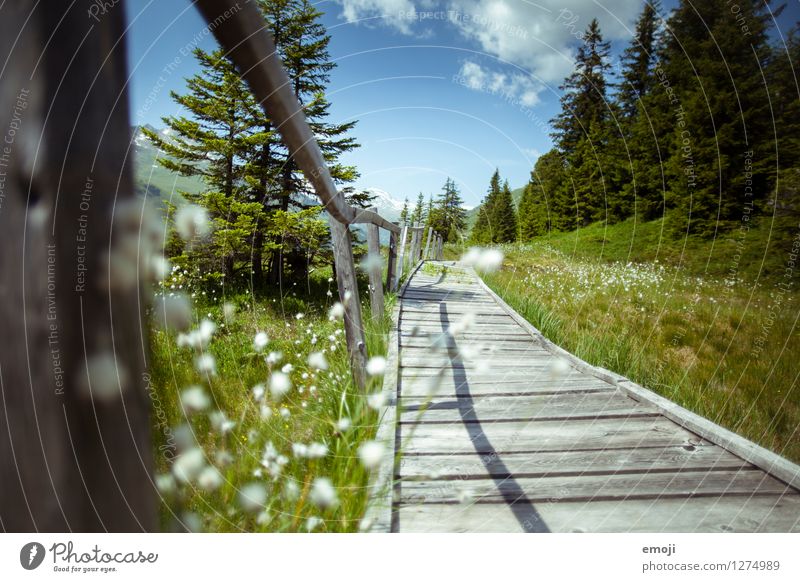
[194,0,438,389]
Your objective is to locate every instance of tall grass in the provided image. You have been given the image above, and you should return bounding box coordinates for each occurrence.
[147,272,393,532]
[477,237,800,463]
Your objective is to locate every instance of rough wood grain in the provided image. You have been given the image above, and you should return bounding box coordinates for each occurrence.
[396,495,800,532]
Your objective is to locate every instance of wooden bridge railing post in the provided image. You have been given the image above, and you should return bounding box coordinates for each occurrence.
[386,226,398,292]
[365,209,385,322]
[423,227,433,260]
[409,228,421,266]
[331,220,368,390]
[394,225,408,291]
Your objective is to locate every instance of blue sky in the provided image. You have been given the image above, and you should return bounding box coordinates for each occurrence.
[127,0,800,206]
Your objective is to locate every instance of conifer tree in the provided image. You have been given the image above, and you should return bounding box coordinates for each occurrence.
[471,169,501,244]
[399,197,410,225]
[518,179,550,240]
[430,178,467,242]
[411,192,425,226]
[492,180,518,243]
[616,2,661,121]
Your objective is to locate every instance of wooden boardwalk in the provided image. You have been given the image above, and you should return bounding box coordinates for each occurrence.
[367,261,800,533]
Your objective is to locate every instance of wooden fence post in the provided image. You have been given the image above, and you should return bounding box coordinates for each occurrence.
[386,227,397,292]
[330,220,368,390]
[0,3,155,531]
[409,228,420,266]
[365,212,385,321]
[423,227,433,260]
[394,225,408,291]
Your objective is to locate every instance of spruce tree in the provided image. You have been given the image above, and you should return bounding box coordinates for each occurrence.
[492,180,518,243]
[430,178,467,242]
[518,180,550,240]
[471,169,501,244]
[616,2,661,121]
[399,197,409,225]
[552,18,611,155]
[657,0,775,236]
[411,192,425,226]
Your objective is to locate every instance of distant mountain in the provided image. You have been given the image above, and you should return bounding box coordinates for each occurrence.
[466,186,525,230]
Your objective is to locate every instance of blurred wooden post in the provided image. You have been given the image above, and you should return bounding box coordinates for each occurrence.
[0,1,155,531]
[423,227,433,259]
[438,235,444,259]
[409,228,420,266]
[394,225,408,290]
[366,209,385,321]
[386,226,398,292]
[330,221,368,389]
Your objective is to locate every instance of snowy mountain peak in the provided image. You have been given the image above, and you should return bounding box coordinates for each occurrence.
[363,187,406,212]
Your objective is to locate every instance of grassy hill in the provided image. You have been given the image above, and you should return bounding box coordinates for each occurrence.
[467,215,800,462]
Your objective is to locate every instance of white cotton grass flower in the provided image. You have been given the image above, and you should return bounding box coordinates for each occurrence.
[360,252,383,272]
[367,391,388,411]
[281,363,294,374]
[215,450,233,467]
[358,440,384,470]
[222,302,237,323]
[173,423,196,452]
[155,473,176,495]
[175,204,210,241]
[309,478,339,509]
[328,302,345,320]
[209,410,235,434]
[283,480,300,501]
[269,372,291,399]
[306,516,323,532]
[181,385,210,412]
[238,483,267,513]
[77,351,128,402]
[155,293,193,332]
[181,512,203,533]
[266,351,283,365]
[358,516,374,532]
[252,384,266,401]
[150,255,171,282]
[195,353,216,376]
[548,357,571,380]
[197,466,223,491]
[260,404,272,420]
[292,442,328,459]
[307,351,328,371]
[253,331,269,352]
[366,356,387,376]
[461,247,504,273]
[172,447,205,484]
[336,417,351,432]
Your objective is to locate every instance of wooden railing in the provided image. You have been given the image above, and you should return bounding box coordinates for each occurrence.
[195,0,443,389]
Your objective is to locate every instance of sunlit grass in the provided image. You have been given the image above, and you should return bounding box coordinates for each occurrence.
[147,273,393,532]
[473,237,799,463]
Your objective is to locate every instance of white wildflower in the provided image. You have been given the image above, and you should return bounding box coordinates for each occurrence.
[266,351,283,365]
[336,417,351,432]
[209,410,235,434]
[305,516,322,532]
[358,440,384,470]
[155,473,176,495]
[77,351,128,402]
[172,447,205,483]
[367,391,387,410]
[181,385,210,412]
[328,302,345,320]
[155,293,193,332]
[366,356,387,376]
[548,357,571,379]
[197,466,223,491]
[195,353,216,376]
[175,204,210,241]
[281,363,294,374]
[238,483,267,513]
[269,372,291,399]
[253,331,269,352]
[309,478,339,509]
[222,302,237,323]
[252,384,266,401]
[307,351,328,371]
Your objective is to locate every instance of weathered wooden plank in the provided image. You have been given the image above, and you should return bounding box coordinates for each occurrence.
[400,378,614,397]
[385,229,397,292]
[398,469,790,504]
[395,495,800,532]
[400,417,708,454]
[399,392,658,423]
[366,216,384,321]
[397,444,749,479]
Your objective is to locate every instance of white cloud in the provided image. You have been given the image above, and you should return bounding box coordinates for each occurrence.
[334,0,643,84]
[455,61,543,107]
